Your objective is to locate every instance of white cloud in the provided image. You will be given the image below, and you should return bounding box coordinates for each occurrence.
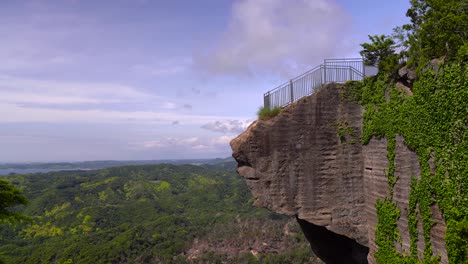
[192,144,209,150]
[0,91,105,105]
[161,102,178,109]
[0,75,253,133]
[180,137,200,144]
[131,64,186,77]
[142,141,166,149]
[211,135,234,146]
[195,0,351,77]
[201,119,254,134]
[0,75,155,105]
[142,137,202,149]
[0,102,244,125]
[0,103,241,125]
[141,135,236,152]
[131,57,192,77]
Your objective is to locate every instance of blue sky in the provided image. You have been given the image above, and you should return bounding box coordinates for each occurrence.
[0,0,410,162]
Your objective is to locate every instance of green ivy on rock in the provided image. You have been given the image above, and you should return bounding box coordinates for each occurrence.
[346,62,467,263]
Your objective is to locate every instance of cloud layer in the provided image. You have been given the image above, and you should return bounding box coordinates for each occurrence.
[201,119,253,134]
[196,0,351,77]
[0,0,410,162]
[0,75,153,105]
[141,135,234,153]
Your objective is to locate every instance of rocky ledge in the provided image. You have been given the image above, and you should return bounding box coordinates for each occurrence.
[230,83,447,264]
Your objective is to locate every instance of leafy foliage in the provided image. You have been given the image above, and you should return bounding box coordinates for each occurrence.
[257,106,282,121]
[357,2,468,262]
[360,35,400,77]
[0,163,314,263]
[190,218,321,264]
[404,0,468,65]
[348,63,467,263]
[360,0,468,80]
[332,120,356,144]
[0,180,28,224]
[374,199,409,263]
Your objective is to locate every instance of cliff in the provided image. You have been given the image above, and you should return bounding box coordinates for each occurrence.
[230,83,448,264]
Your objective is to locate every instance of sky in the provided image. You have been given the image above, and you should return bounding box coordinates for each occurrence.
[0,0,411,162]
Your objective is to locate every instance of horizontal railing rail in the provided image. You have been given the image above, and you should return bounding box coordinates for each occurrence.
[324,58,364,76]
[264,58,369,109]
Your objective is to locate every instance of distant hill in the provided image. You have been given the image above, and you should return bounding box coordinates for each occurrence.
[0,157,235,171]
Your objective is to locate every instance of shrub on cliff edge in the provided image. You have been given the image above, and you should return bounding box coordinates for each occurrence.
[257,106,281,120]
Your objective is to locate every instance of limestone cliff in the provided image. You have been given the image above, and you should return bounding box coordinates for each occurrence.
[230,83,448,264]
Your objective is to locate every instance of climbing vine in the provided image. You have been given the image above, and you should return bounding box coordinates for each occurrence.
[345,62,467,263]
[332,120,356,144]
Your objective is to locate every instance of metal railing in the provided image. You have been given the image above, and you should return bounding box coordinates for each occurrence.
[264,58,371,109]
[324,58,365,76]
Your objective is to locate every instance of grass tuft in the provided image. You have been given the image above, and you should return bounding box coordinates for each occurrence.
[257,106,282,120]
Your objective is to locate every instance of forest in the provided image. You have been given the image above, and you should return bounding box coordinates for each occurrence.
[0,162,319,263]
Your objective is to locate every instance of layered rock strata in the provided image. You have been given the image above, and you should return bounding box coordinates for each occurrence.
[230,83,447,263]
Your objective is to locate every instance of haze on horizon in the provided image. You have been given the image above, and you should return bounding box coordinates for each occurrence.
[0,0,410,163]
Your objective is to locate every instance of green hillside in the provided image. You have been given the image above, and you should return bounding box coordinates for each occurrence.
[0,164,316,264]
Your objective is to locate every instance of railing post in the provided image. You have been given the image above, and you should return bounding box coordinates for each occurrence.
[362,60,366,77]
[264,92,270,109]
[323,64,327,84]
[289,79,294,104]
[319,65,323,85]
[349,66,352,80]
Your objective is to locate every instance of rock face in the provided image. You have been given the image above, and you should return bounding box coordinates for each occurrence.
[230,83,448,264]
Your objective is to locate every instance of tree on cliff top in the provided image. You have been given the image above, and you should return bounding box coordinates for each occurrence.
[360,0,468,77]
[360,34,399,77]
[405,0,468,65]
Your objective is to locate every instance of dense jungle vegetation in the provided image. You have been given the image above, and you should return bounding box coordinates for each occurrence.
[0,163,317,264]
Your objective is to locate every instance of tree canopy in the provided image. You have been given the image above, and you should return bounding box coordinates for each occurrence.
[405,0,468,64]
[0,180,28,224]
[360,34,399,75]
[0,164,315,263]
[360,0,468,77]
